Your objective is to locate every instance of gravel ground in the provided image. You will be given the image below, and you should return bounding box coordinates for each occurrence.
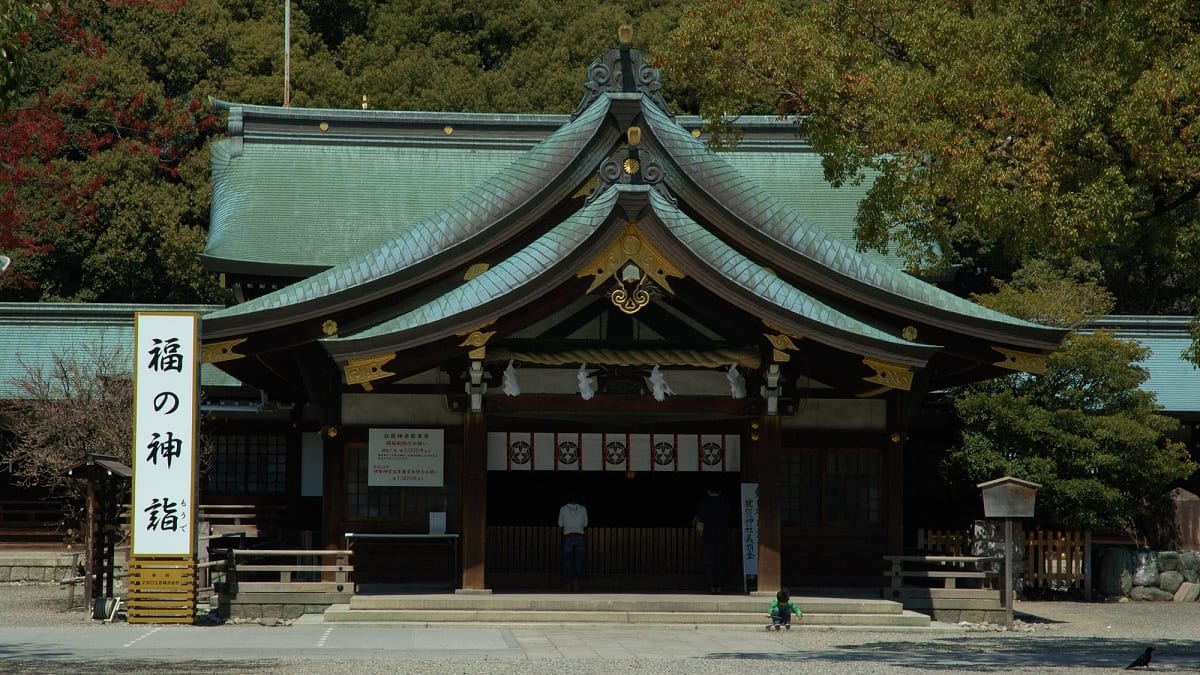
[2,581,1199,674]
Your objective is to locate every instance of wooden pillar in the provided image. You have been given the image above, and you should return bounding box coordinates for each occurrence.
[756,413,782,593]
[459,410,489,592]
[320,425,345,549]
[886,433,905,555]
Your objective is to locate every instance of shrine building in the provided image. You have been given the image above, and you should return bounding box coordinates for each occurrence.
[197,35,1067,592]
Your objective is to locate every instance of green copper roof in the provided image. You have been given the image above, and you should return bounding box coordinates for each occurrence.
[648,190,937,364]
[204,103,896,275]
[1085,316,1200,414]
[208,142,524,273]
[205,98,615,327]
[641,101,1050,335]
[0,303,235,399]
[322,187,620,358]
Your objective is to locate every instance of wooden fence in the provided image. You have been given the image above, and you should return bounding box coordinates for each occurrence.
[488,525,709,575]
[0,499,69,548]
[486,525,738,590]
[916,528,1090,598]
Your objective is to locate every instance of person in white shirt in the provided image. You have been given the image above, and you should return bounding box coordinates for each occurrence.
[557,495,588,591]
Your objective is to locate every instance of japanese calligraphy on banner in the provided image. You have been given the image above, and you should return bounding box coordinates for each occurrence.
[368,428,444,487]
[740,482,759,577]
[131,313,198,557]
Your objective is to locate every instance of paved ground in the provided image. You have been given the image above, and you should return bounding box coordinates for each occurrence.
[2,582,1199,674]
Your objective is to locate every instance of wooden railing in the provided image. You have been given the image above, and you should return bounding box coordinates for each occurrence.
[211,548,353,594]
[882,555,1003,591]
[198,504,286,539]
[917,527,1090,596]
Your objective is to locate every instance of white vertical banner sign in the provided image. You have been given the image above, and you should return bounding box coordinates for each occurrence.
[131,313,198,556]
[740,482,759,579]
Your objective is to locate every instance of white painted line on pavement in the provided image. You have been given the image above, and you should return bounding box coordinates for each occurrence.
[122,627,162,648]
[315,626,334,648]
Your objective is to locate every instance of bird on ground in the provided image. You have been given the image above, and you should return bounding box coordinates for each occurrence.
[1124,646,1154,669]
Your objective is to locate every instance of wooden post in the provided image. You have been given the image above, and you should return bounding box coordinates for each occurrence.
[1083,529,1092,602]
[320,426,344,550]
[756,413,781,594]
[83,477,96,606]
[1004,517,1013,627]
[459,409,489,592]
[886,433,905,555]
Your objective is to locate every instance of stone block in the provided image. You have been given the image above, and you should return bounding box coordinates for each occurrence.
[1180,551,1199,583]
[260,604,284,619]
[1133,550,1159,586]
[0,567,9,582]
[1174,581,1200,602]
[280,604,305,620]
[1157,550,1181,572]
[238,603,263,620]
[1130,586,1175,601]
[1159,570,1185,594]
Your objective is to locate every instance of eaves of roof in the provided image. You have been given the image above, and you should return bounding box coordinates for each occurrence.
[640,100,1066,352]
[646,190,938,368]
[320,186,623,362]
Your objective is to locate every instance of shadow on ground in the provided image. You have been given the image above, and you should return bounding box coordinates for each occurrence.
[705,636,1200,671]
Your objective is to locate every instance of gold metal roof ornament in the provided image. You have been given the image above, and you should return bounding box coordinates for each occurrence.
[861,357,913,391]
[992,346,1047,374]
[201,338,247,363]
[457,319,497,360]
[577,222,685,315]
[344,353,396,387]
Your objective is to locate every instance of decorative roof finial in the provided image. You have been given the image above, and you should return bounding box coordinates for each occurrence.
[572,25,672,120]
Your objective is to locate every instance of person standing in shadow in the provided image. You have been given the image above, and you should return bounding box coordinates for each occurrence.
[694,484,731,594]
[558,494,588,592]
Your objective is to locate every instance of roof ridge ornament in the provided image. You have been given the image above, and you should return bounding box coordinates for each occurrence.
[588,126,675,205]
[572,25,672,121]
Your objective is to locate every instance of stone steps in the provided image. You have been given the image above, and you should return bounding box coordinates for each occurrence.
[319,593,933,628]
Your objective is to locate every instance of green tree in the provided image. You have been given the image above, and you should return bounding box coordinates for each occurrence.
[0,0,339,301]
[660,1,1200,320]
[0,0,41,113]
[943,266,1195,533]
[335,0,687,114]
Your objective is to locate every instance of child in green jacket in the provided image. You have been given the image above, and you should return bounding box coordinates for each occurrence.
[767,588,803,630]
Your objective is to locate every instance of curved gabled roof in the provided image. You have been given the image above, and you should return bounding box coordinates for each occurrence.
[322,188,621,362]
[203,97,619,339]
[640,100,1064,350]
[645,190,938,367]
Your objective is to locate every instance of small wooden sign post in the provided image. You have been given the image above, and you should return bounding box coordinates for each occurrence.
[977,477,1040,627]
